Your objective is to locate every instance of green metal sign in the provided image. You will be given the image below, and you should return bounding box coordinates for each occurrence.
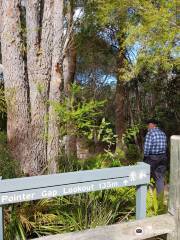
[0,162,150,239]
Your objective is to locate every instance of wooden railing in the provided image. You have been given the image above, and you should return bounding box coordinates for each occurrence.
[0,136,180,240]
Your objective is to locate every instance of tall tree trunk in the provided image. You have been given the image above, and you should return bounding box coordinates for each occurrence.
[63,0,77,158]
[63,42,77,96]
[115,47,126,149]
[63,42,77,158]
[1,0,66,175]
[26,0,54,174]
[0,0,2,37]
[1,0,30,171]
[47,0,64,173]
[115,80,126,148]
[135,82,142,123]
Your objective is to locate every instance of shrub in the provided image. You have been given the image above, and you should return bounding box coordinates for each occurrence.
[0,132,20,179]
[4,187,136,239]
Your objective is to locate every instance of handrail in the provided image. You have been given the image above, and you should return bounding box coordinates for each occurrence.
[33,213,175,240]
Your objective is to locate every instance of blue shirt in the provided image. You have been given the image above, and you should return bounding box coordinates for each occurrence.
[144,128,167,156]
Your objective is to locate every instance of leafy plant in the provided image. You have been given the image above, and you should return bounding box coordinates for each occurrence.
[52,83,117,149]
[97,118,117,148]
[125,144,142,164]
[0,87,6,114]
[0,132,20,179]
[122,124,142,145]
[4,187,136,239]
[146,184,167,217]
[51,83,105,139]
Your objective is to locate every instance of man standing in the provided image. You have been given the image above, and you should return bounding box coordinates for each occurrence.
[143,119,167,195]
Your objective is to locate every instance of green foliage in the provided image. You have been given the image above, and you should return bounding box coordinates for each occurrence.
[58,146,125,172]
[146,185,167,217]
[126,0,178,78]
[0,132,19,179]
[97,118,117,147]
[0,87,6,113]
[122,124,143,163]
[82,150,124,169]
[5,205,27,240]
[0,87,7,130]
[125,144,142,164]
[52,83,117,148]
[146,187,159,216]
[123,124,142,145]
[5,188,135,239]
[36,83,45,95]
[52,83,105,138]
[94,0,178,80]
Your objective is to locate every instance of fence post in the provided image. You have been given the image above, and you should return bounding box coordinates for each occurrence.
[0,206,3,240]
[136,184,147,220]
[0,177,3,240]
[167,135,180,240]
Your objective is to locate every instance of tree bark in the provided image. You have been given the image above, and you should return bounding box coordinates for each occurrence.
[1,0,30,171]
[115,47,126,149]
[47,0,64,173]
[1,0,67,175]
[62,0,77,158]
[115,80,126,148]
[63,41,77,96]
[63,41,77,158]
[26,0,54,174]
[0,0,2,37]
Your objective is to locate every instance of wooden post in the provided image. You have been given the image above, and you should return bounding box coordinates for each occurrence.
[136,184,147,220]
[0,177,3,240]
[167,135,180,240]
[0,206,3,240]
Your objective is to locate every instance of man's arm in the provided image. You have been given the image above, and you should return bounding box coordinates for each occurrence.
[144,131,153,156]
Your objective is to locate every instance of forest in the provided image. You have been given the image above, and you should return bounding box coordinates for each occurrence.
[0,0,179,239]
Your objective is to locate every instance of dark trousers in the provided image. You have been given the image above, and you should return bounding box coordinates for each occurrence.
[144,154,167,194]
